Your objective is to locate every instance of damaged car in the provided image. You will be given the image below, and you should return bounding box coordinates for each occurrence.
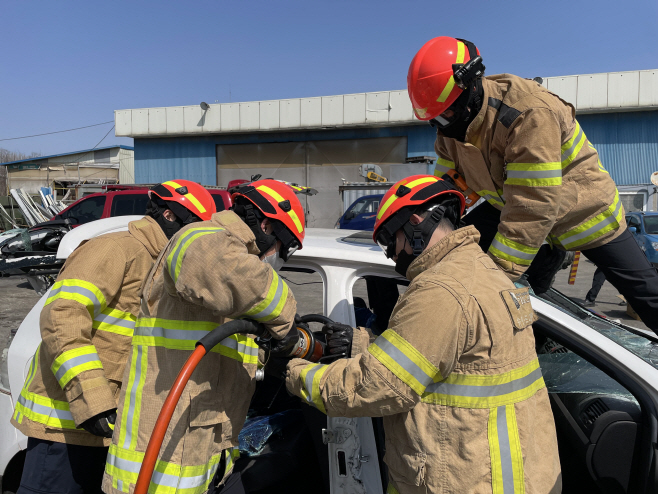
[1,218,657,494]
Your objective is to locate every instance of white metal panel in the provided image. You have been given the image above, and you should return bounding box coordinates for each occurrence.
[114,110,132,136]
[639,70,658,106]
[165,107,184,134]
[546,76,578,105]
[260,101,280,130]
[608,71,640,108]
[184,106,205,133]
[388,90,414,122]
[301,98,322,127]
[366,92,389,123]
[203,104,221,132]
[343,93,366,125]
[322,96,343,126]
[131,109,149,135]
[149,108,167,134]
[576,73,607,110]
[240,103,260,130]
[220,104,240,131]
[280,99,301,128]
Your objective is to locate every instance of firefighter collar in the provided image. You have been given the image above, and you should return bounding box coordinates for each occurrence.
[406,226,481,281]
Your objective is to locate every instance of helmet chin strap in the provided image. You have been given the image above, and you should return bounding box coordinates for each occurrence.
[400,204,448,256]
[233,202,277,257]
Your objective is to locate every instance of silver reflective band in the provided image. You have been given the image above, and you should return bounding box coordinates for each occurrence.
[248,277,285,321]
[18,394,74,422]
[169,228,222,278]
[122,345,143,449]
[303,365,323,406]
[374,336,435,390]
[489,238,535,261]
[54,352,101,383]
[49,285,103,316]
[135,325,209,342]
[94,313,136,329]
[506,169,561,180]
[561,199,622,247]
[497,406,515,493]
[425,367,543,397]
[561,125,584,163]
[220,336,258,359]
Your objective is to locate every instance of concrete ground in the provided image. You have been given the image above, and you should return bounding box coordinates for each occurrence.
[0,277,41,358]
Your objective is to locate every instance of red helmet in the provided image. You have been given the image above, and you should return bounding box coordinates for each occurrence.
[149,180,216,222]
[408,37,482,121]
[231,179,306,259]
[373,175,465,258]
[149,180,217,223]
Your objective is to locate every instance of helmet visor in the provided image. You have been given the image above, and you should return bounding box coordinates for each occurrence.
[280,240,299,262]
[432,109,458,127]
[375,229,397,259]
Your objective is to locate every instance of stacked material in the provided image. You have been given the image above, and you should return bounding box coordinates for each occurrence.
[9,188,66,227]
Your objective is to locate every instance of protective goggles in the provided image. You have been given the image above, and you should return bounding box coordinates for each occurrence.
[374,208,414,259]
[375,228,397,259]
[271,220,300,262]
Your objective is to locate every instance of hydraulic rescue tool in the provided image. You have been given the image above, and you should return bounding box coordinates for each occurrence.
[134,315,332,494]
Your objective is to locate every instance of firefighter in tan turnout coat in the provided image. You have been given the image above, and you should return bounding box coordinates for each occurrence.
[286,176,561,494]
[12,180,216,494]
[102,180,306,494]
[407,36,658,331]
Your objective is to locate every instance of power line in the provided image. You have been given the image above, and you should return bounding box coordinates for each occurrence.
[0,121,114,142]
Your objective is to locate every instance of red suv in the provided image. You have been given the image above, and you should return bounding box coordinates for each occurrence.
[54,185,232,226]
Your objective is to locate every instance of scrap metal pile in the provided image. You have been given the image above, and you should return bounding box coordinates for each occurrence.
[0,188,71,294]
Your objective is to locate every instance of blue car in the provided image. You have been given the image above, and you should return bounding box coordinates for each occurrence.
[626,211,658,267]
[336,194,383,231]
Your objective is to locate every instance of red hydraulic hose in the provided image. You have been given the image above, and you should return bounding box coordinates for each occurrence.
[134,345,206,494]
[133,319,265,494]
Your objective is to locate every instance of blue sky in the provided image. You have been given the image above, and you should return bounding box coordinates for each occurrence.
[2,0,657,157]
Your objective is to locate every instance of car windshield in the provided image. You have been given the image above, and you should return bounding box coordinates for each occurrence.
[539,288,658,370]
[643,215,658,234]
[348,198,379,215]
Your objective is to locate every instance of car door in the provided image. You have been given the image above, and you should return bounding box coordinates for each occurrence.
[626,214,644,251]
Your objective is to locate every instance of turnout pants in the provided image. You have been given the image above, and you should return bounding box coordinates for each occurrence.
[586,267,606,303]
[582,229,658,331]
[17,437,108,494]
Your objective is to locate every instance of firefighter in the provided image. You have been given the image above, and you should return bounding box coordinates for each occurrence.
[102,179,306,494]
[408,36,658,331]
[11,180,216,494]
[286,175,561,494]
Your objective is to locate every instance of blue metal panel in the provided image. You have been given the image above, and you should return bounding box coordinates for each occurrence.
[578,111,658,185]
[134,137,217,185]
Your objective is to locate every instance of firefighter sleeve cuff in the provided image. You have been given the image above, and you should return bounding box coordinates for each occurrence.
[67,377,116,426]
[351,327,372,357]
[487,252,526,281]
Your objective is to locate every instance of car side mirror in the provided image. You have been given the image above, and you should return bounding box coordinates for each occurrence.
[345,211,356,220]
[629,226,637,234]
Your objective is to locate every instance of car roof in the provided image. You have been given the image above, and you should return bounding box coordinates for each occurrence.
[295,228,394,267]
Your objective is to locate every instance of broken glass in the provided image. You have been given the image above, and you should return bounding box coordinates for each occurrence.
[238,410,303,456]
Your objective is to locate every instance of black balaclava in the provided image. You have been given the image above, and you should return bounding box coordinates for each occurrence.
[146,196,193,239]
[394,197,462,277]
[433,78,484,142]
[231,197,278,256]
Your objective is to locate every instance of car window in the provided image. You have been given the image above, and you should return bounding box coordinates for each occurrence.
[348,198,380,216]
[60,196,106,224]
[110,194,149,217]
[212,195,226,212]
[626,215,641,228]
[352,276,408,335]
[643,216,658,234]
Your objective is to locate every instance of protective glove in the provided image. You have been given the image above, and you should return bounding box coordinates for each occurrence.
[80,409,116,438]
[263,356,290,380]
[267,326,300,357]
[322,322,353,360]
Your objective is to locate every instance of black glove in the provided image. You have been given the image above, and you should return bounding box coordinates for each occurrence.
[322,322,353,360]
[268,327,300,357]
[80,409,116,438]
[263,356,290,380]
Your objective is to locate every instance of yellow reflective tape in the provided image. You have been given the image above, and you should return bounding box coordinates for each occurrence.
[436,41,465,103]
[368,329,441,395]
[46,279,107,317]
[163,180,206,214]
[489,407,504,494]
[507,405,526,493]
[387,483,401,494]
[557,190,622,249]
[166,227,224,283]
[92,307,136,337]
[130,343,148,450]
[15,389,77,429]
[300,363,329,413]
[376,176,438,220]
[489,233,538,266]
[51,345,103,388]
[256,185,304,233]
[117,345,139,448]
[244,271,279,317]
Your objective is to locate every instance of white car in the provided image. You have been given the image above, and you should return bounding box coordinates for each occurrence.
[1,217,658,494]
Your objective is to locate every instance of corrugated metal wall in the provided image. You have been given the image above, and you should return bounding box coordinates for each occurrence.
[134,110,658,187]
[577,111,658,185]
[134,125,437,185]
